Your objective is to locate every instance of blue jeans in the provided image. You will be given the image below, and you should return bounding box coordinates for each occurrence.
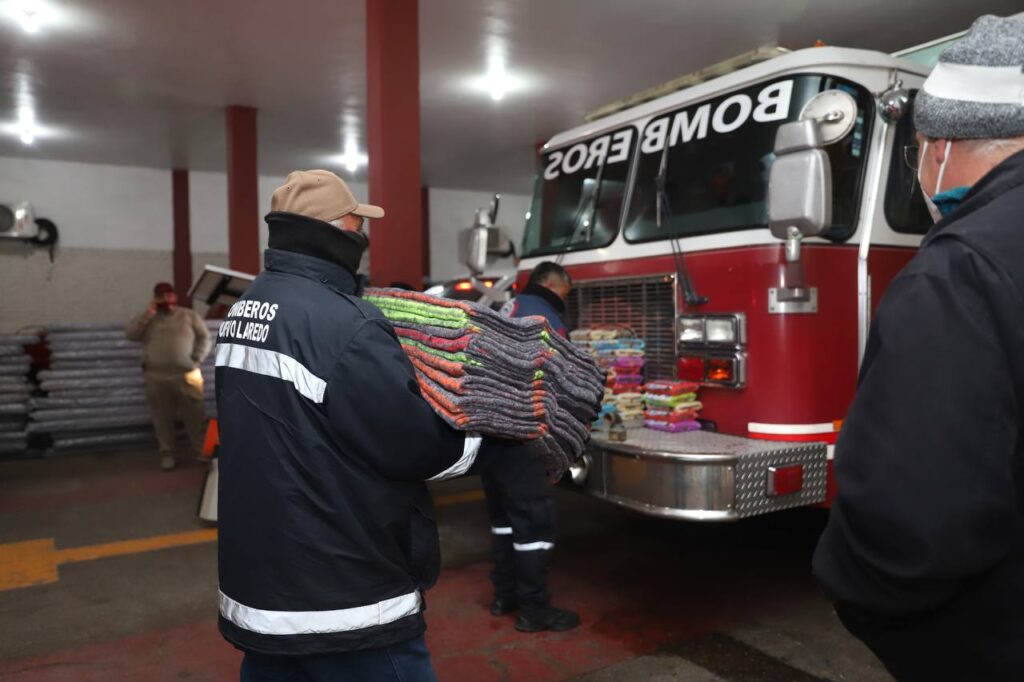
[240,636,437,682]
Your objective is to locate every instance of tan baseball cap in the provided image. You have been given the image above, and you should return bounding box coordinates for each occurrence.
[271,169,385,222]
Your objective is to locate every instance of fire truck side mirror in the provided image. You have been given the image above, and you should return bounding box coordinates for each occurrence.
[767,120,833,240]
[460,226,516,276]
[461,226,489,275]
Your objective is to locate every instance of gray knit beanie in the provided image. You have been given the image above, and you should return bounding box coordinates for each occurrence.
[914,15,1024,140]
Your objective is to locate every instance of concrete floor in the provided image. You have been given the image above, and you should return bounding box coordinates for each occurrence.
[0,449,893,681]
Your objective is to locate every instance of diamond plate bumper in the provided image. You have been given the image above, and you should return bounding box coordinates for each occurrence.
[575,429,828,521]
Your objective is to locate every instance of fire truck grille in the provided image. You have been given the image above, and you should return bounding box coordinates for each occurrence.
[566,275,677,380]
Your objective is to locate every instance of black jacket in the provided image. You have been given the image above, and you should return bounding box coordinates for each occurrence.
[813,151,1024,680]
[215,226,477,656]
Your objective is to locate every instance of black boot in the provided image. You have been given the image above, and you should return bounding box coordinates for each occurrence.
[490,595,518,616]
[515,606,580,633]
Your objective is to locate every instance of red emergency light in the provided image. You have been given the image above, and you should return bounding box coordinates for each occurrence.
[767,464,804,497]
[676,356,704,382]
[676,354,743,388]
[707,357,735,383]
[454,280,494,292]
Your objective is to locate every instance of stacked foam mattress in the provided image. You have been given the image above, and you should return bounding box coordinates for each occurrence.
[0,333,38,456]
[28,321,218,454]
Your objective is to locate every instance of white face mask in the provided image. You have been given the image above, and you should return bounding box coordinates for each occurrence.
[918,140,953,223]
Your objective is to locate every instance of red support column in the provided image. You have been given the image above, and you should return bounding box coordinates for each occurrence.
[421,186,430,282]
[226,105,260,275]
[367,0,423,288]
[172,169,193,307]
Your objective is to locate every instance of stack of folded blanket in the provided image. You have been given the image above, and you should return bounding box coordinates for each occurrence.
[365,289,606,476]
[571,330,648,429]
[643,380,703,433]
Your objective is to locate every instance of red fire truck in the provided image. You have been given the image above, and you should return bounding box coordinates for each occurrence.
[511,45,939,521]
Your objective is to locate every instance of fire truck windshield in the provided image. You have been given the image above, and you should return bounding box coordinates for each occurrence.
[624,74,874,244]
[522,126,636,258]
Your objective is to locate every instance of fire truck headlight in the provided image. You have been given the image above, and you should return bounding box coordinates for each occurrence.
[705,318,737,344]
[679,317,705,344]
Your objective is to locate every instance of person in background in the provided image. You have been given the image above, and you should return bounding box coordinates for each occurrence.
[481,260,579,633]
[215,170,479,682]
[125,281,211,471]
[500,261,572,337]
[813,15,1024,680]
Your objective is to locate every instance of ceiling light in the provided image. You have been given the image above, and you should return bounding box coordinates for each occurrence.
[0,100,59,145]
[337,139,367,173]
[486,55,511,101]
[0,118,56,145]
[17,105,36,145]
[18,2,38,33]
[3,0,46,34]
[466,51,526,102]
[1,1,89,36]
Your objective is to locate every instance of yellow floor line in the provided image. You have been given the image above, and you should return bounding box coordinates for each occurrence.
[0,488,484,592]
[55,529,218,564]
[0,529,218,592]
[0,539,60,591]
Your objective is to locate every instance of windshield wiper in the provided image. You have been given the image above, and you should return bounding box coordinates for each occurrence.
[584,160,605,244]
[655,142,670,229]
[655,143,708,307]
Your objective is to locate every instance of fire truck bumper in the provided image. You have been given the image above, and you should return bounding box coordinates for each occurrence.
[571,429,828,521]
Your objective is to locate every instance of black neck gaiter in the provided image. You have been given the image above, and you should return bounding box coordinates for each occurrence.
[266,211,368,275]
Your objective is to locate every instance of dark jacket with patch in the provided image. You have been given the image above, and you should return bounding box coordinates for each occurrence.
[813,151,1024,680]
[215,215,474,656]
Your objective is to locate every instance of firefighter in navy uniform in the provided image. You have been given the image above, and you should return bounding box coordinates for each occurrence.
[215,170,479,682]
[481,262,580,632]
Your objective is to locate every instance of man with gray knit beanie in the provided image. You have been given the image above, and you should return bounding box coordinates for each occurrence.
[813,14,1024,681]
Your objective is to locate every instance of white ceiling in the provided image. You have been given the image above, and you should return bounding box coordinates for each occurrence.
[0,0,1017,195]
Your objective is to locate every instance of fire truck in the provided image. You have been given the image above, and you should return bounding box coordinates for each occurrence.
[502,44,944,522]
